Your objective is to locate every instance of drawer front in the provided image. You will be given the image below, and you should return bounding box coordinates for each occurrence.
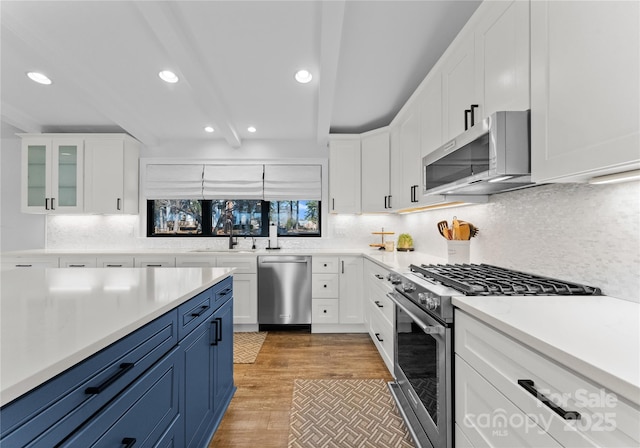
[177,288,215,340]
[455,355,563,447]
[134,257,176,267]
[1,257,59,268]
[456,311,640,447]
[312,299,340,324]
[368,302,394,373]
[175,256,216,267]
[60,347,182,447]
[217,256,257,274]
[97,256,135,268]
[212,276,234,308]
[312,273,339,298]
[312,256,339,273]
[0,312,178,447]
[369,279,394,325]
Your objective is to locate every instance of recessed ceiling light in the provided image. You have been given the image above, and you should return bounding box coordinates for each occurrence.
[294,69,313,84]
[247,126,257,133]
[27,72,52,85]
[204,126,214,133]
[158,70,179,83]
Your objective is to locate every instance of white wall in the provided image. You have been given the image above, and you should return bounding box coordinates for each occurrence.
[0,131,46,251]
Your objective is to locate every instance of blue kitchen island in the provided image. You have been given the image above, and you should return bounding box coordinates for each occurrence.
[0,267,235,447]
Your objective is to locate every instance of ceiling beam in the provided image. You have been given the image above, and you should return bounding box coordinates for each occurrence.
[0,7,159,146]
[316,0,346,145]
[134,2,242,148]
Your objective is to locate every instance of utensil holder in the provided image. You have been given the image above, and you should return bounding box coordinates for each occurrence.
[447,240,470,264]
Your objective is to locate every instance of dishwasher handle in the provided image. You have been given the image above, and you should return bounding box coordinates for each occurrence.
[259,256,309,264]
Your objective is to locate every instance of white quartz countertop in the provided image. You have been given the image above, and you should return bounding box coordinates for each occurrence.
[453,295,640,406]
[0,267,234,406]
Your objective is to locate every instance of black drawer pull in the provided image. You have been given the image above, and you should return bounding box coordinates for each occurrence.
[68,264,85,267]
[375,333,384,342]
[106,264,123,267]
[517,379,581,420]
[85,363,134,394]
[191,305,210,317]
[374,301,383,308]
[323,284,327,288]
[15,264,33,267]
[210,319,219,346]
[218,288,232,296]
[374,274,384,280]
[122,437,136,448]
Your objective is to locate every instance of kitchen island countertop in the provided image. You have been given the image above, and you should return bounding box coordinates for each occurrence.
[453,295,640,406]
[0,267,234,406]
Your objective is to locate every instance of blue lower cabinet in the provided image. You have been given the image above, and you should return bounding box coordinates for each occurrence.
[60,347,182,447]
[183,295,235,448]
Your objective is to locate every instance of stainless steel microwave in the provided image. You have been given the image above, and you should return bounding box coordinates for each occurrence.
[422,110,532,195]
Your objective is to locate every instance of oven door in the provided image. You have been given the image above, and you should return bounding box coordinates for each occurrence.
[388,292,452,448]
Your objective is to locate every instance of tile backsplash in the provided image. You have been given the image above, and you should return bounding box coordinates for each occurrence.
[46,181,640,302]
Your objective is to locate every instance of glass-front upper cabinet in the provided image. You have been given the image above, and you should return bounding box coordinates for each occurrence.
[20,137,84,213]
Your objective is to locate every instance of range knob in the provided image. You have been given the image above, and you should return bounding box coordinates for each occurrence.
[401,282,416,293]
[418,292,439,310]
[388,274,402,285]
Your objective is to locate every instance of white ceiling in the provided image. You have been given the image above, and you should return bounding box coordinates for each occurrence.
[0,0,481,148]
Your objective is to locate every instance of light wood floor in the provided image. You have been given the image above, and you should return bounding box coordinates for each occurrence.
[209,331,393,447]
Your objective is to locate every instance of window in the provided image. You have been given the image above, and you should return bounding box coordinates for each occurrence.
[147,199,320,237]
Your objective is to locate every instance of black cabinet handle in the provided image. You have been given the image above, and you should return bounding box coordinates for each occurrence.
[117,198,122,211]
[191,305,210,317]
[15,264,33,267]
[341,260,345,274]
[410,185,419,203]
[323,284,327,288]
[375,301,383,308]
[210,319,219,346]
[219,288,231,297]
[106,264,123,267]
[216,317,223,342]
[375,333,384,342]
[384,195,388,209]
[85,363,134,394]
[470,104,479,127]
[387,195,392,209]
[121,437,136,448]
[45,198,50,210]
[332,198,335,211]
[517,379,581,420]
[374,274,384,280]
[51,198,55,210]
[465,109,471,130]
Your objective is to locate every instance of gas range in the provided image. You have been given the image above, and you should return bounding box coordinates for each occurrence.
[392,263,602,324]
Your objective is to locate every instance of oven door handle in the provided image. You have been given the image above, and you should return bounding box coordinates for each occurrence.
[386,293,444,335]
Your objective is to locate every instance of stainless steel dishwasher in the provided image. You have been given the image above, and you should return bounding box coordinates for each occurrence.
[258,255,312,330]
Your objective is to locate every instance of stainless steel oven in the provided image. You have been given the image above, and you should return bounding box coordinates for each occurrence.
[388,290,452,448]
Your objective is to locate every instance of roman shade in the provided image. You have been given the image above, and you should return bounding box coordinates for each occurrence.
[263,165,321,200]
[145,164,203,199]
[202,165,264,199]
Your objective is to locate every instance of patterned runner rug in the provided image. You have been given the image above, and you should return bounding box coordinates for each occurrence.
[233,332,267,364]
[288,379,415,448]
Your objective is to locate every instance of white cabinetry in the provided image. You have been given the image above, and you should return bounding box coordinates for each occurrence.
[455,310,640,447]
[419,70,444,157]
[84,135,139,214]
[1,256,59,269]
[396,102,423,210]
[531,0,639,182]
[20,136,84,214]
[59,256,97,268]
[363,259,394,373]
[311,255,365,332]
[361,128,392,212]
[329,136,361,214]
[217,256,258,327]
[134,256,176,267]
[96,255,135,268]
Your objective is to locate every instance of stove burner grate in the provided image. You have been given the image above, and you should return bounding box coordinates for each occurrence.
[410,263,602,296]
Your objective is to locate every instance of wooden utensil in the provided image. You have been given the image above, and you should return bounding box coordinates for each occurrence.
[437,221,450,239]
[452,217,461,240]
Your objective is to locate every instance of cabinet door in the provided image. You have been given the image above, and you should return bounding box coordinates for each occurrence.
[84,139,125,214]
[531,0,640,182]
[420,72,444,158]
[475,0,530,118]
[398,103,422,210]
[338,256,363,324]
[182,318,216,448]
[329,138,361,213]
[231,273,257,325]
[51,138,84,213]
[361,129,391,213]
[212,299,234,416]
[21,138,84,214]
[442,31,479,140]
